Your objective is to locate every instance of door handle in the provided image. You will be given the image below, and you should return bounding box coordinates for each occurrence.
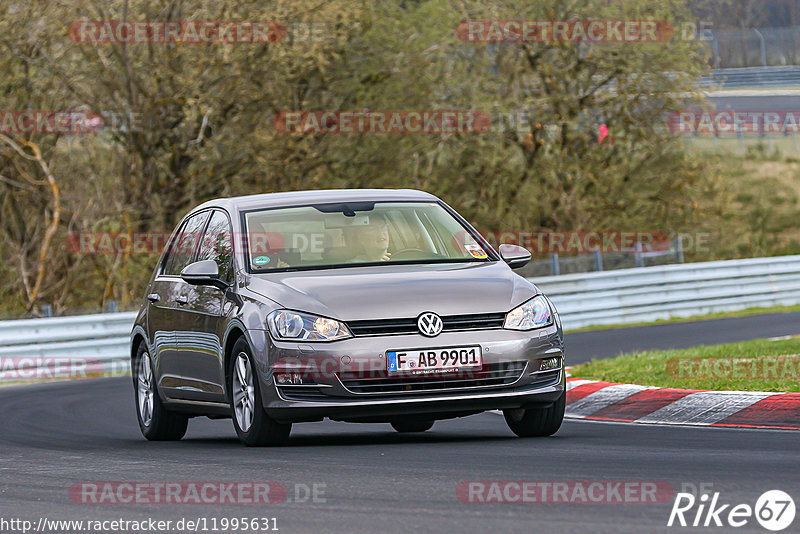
[147,293,160,303]
[175,295,189,305]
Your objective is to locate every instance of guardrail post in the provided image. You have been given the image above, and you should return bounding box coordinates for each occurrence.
[593,250,603,272]
[550,253,560,276]
[709,30,720,70]
[634,242,644,268]
[753,29,767,67]
[674,236,684,263]
[41,304,52,318]
[107,300,118,313]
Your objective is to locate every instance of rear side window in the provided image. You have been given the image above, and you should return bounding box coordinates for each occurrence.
[196,210,234,282]
[163,211,211,276]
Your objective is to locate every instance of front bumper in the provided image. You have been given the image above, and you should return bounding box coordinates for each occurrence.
[250,324,565,423]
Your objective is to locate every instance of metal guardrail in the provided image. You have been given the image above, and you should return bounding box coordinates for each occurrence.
[699,66,800,90]
[0,312,136,382]
[0,312,136,347]
[535,254,800,329]
[1,255,799,381]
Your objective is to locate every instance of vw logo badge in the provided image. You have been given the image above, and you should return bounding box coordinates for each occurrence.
[417,312,443,337]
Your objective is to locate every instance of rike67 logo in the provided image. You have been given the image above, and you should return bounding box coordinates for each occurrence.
[668,490,795,531]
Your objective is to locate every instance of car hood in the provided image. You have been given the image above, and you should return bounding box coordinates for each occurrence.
[246,261,539,321]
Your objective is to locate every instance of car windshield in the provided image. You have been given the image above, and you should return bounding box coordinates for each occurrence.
[243,201,492,271]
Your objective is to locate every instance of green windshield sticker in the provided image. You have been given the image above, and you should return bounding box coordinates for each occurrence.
[253,256,271,265]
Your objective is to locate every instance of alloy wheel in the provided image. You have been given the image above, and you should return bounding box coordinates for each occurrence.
[137,354,155,427]
[233,352,255,432]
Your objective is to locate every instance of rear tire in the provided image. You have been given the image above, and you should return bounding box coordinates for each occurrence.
[503,392,565,437]
[134,343,188,441]
[391,419,435,433]
[228,338,292,446]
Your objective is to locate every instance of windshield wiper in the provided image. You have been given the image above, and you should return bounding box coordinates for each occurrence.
[252,257,493,273]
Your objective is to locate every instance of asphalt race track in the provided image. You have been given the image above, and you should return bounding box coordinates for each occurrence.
[1,312,799,533]
[565,311,800,364]
[707,94,800,112]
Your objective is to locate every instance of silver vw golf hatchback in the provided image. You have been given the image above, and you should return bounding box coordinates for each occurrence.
[131,189,566,446]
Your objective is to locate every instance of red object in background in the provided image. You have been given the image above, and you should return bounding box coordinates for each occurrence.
[598,123,609,143]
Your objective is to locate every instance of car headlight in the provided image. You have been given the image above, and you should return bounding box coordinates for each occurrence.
[504,295,553,331]
[267,310,352,341]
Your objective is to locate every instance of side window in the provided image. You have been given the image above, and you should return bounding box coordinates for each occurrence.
[161,222,186,275]
[197,210,234,282]
[163,211,211,276]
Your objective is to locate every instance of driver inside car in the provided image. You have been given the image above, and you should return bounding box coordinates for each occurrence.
[344,215,392,263]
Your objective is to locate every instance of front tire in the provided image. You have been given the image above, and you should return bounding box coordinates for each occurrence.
[503,392,565,437]
[229,338,291,446]
[134,343,188,441]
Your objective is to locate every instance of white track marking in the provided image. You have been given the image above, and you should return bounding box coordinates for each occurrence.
[566,379,598,391]
[566,384,652,417]
[636,391,773,425]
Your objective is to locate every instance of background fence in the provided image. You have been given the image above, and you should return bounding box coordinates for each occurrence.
[518,238,685,278]
[703,26,800,69]
[1,254,800,381]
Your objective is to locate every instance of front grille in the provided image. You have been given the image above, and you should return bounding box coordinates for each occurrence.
[347,312,506,337]
[338,361,527,394]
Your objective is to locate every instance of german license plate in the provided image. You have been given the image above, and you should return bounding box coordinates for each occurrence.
[386,346,482,374]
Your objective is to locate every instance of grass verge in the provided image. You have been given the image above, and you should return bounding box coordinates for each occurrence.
[571,337,800,392]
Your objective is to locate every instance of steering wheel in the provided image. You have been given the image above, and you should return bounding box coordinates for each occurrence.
[390,248,426,260]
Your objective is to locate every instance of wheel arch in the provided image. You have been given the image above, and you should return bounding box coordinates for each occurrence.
[222,324,248,402]
[130,327,149,373]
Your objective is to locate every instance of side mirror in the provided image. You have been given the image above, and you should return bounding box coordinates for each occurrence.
[498,244,532,269]
[180,260,228,290]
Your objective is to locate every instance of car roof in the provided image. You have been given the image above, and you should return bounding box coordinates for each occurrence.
[190,188,440,215]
